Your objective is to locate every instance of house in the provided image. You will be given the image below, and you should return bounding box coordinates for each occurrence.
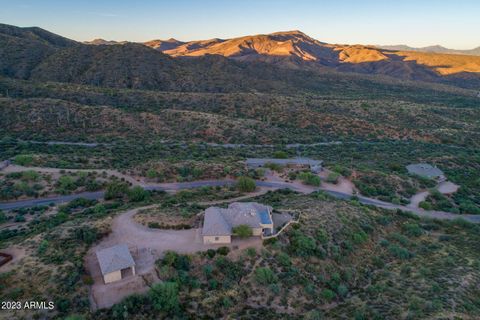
[406,163,445,181]
[246,157,323,173]
[96,244,136,284]
[202,202,274,244]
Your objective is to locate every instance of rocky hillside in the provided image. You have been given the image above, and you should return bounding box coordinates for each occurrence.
[145,30,480,88]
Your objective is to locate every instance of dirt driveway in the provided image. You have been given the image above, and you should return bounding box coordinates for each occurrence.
[86,205,262,310]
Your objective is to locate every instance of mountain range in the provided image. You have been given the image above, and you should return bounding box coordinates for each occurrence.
[1,23,480,90]
[379,44,480,56]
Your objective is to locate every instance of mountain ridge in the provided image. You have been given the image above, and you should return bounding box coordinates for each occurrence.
[380,44,480,56]
[141,30,480,79]
[2,24,480,90]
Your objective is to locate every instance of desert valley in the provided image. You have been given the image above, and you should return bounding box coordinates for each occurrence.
[0,9,480,320]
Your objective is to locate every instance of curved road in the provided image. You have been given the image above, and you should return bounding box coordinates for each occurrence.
[1,179,479,223]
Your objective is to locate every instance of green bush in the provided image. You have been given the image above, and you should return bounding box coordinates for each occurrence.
[326,172,340,184]
[0,211,6,224]
[14,154,34,166]
[104,181,129,200]
[276,252,292,267]
[402,223,423,237]
[217,246,230,256]
[57,175,76,191]
[289,230,317,256]
[298,172,321,186]
[21,170,39,181]
[321,288,336,302]
[206,249,216,259]
[236,176,256,192]
[254,267,277,285]
[273,151,289,159]
[264,162,284,172]
[232,224,253,238]
[128,186,149,202]
[352,231,369,244]
[149,282,179,314]
[388,244,412,260]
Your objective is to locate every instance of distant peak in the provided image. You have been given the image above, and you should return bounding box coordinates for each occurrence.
[270,30,306,36]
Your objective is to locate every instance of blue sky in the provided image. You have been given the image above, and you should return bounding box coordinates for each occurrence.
[1,0,479,49]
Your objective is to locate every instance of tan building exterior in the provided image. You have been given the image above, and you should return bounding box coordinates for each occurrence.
[203,235,231,244]
[103,270,122,284]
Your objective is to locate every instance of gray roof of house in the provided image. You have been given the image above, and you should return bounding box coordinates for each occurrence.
[202,207,232,236]
[96,244,135,275]
[246,158,323,166]
[406,163,444,178]
[202,202,273,236]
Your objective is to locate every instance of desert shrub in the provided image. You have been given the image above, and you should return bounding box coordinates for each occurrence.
[206,249,216,259]
[128,186,149,202]
[273,151,289,159]
[352,230,369,244]
[73,226,98,245]
[321,288,336,302]
[388,244,412,260]
[217,246,230,256]
[14,154,34,166]
[232,224,253,238]
[255,267,277,285]
[0,211,6,224]
[37,239,49,255]
[149,282,179,314]
[236,176,256,192]
[57,175,76,192]
[264,162,284,172]
[104,181,129,199]
[93,204,106,215]
[276,252,292,267]
[21,170,39,181]
[215,256,246,281]
[315,228,329,244]
[326,172,340,184]
[146,168,157,179]
[332,165,352,177]
[298,172,321,186]
[160,251,191,271]
[245,247,257,258]
[337,284,349,297]
[14,215,25,222]
[289,230,317,256]
[402,223,423,237]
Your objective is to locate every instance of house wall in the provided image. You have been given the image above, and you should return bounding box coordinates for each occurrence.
[203,235,231,244]
[103,270,122,284]
[252,227,263,236]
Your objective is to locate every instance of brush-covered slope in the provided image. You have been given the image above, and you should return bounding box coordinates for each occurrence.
[0,23,77,79]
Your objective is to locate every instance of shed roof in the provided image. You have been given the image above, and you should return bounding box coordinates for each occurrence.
[96,244,135,275]
[406,163,444,178]
[246,158,322,166]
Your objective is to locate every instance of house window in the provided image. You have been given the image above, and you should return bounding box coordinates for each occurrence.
[215,237,219,241]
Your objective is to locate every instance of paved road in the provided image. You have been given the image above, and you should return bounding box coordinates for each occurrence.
[1,179,479,223]
[0,191,105,210]
[0,180,239,210]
